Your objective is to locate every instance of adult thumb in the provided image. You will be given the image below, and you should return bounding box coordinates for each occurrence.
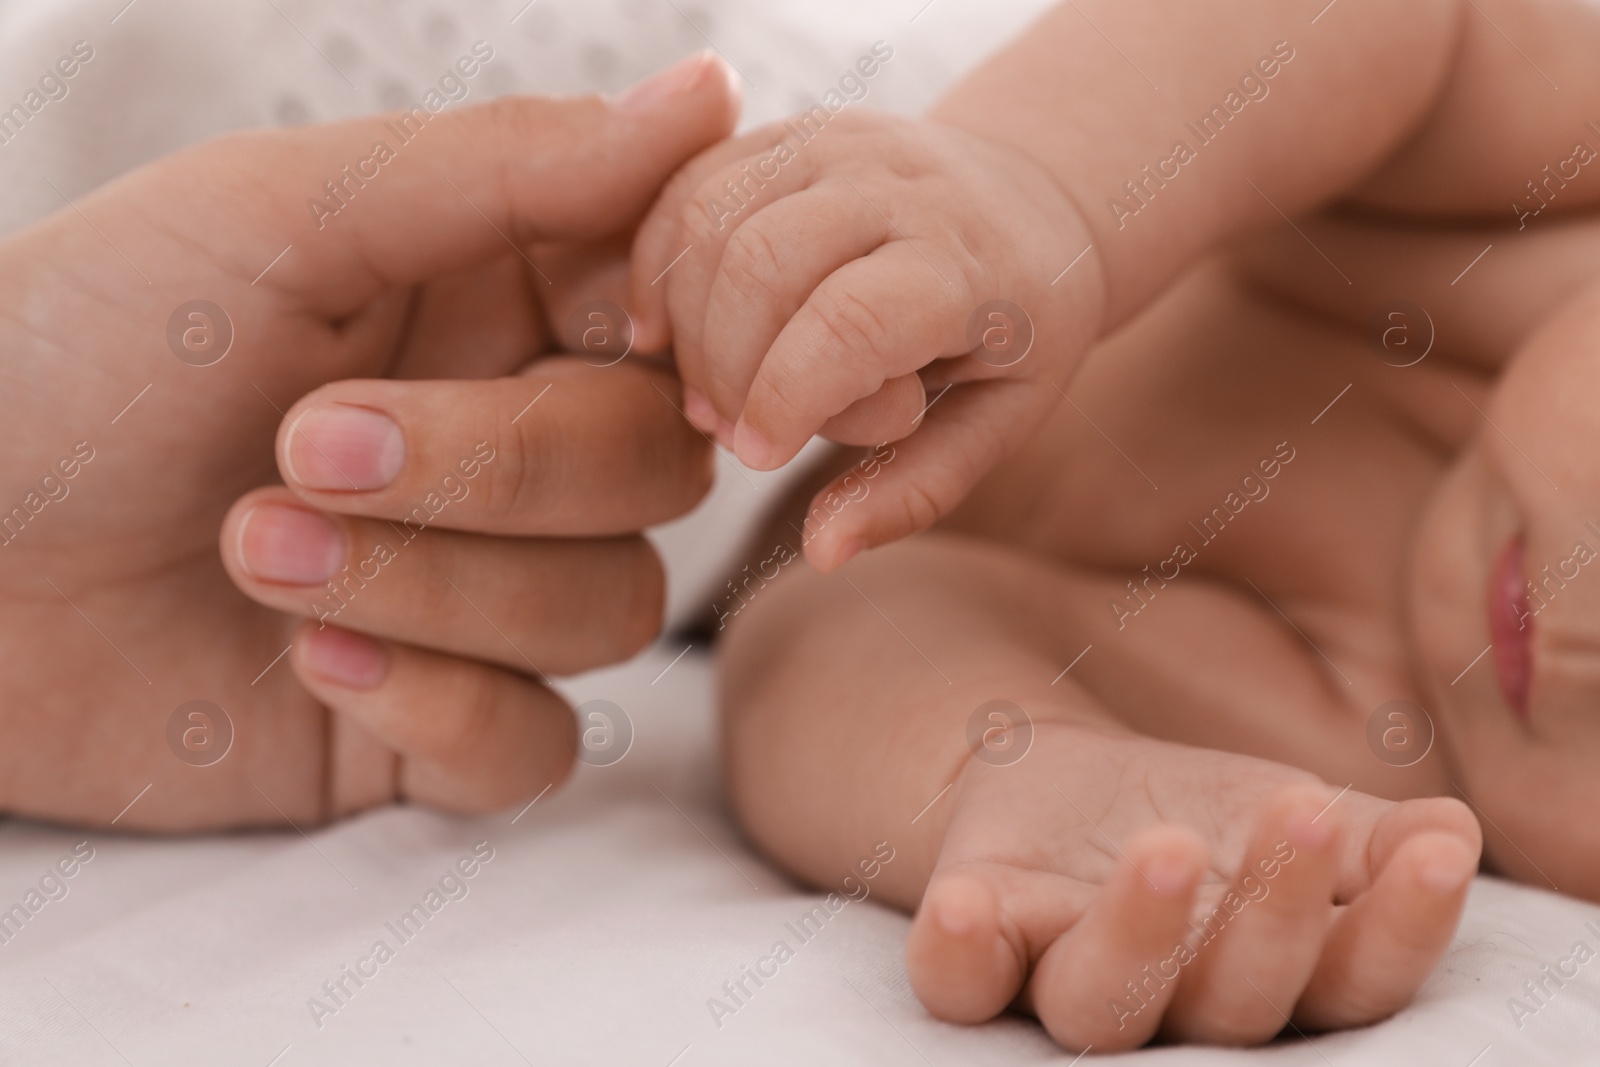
[137,51,741,313]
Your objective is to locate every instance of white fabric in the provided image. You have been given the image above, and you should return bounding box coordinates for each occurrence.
[1,646,1598,1065]
[2,0,1597,1063]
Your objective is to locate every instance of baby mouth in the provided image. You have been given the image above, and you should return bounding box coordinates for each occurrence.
[1489,537,1532,719]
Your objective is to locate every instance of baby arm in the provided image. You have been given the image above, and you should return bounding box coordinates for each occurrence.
[925,0,1468,328]
[721,533,1479,1050]
[633,0,1600,572]
[633,0,1477,568]
[929,0,1600,317]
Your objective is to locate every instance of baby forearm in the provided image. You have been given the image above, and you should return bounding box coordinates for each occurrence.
[930,0,1464,327]
[719,535,1111,909]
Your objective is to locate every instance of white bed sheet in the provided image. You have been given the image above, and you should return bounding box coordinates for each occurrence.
[4,0,1600,1062]
[2,645,1598,1066]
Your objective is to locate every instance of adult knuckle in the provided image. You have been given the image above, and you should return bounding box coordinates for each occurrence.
[393,531,450,609]
[484,415,551,522]
[480,98,571,207]
[481,95,590,157]
[480,94,537,136]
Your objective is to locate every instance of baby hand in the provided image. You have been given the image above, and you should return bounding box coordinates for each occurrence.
[630,110,1104,569]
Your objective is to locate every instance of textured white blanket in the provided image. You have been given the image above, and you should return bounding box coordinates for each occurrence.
[2,647,1597,1065]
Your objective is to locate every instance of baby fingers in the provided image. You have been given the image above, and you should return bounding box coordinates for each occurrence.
[800,379,1055,572]
[695,184,890,417]
[1161,786,1345,1044]
[1026,825,1209,1052]
[629,123,821,358]
[733,241,976,471]
[1293,828,1478,1030]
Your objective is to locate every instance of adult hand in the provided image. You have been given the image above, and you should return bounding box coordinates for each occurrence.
[0,53,737,829]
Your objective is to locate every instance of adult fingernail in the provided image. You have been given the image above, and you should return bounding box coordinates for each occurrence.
[733,419,775,469]
[301,627,388,689]
[237,504,344,585]
[285,405,404,491]
[613,51,717,112]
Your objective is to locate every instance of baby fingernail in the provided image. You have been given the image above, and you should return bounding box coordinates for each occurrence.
[285,405,404,491]
[237,504,344,585]
[301,627,388,689]
[1420,861,1471,895]
[682,387,719,432]
[1145,855,1197,895]
[733,420,774,469]
[1419,845,1476,894]
[934,895,979,934]
[1289,814,1334,850]
[834,538,866,569]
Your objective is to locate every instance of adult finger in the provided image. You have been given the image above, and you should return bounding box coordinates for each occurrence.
[140,51,742,319]
[221,488,665,677]
[5,55,737,484]
[385,253,548,381]
[273,358,714,536]
[291,623,576,813]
